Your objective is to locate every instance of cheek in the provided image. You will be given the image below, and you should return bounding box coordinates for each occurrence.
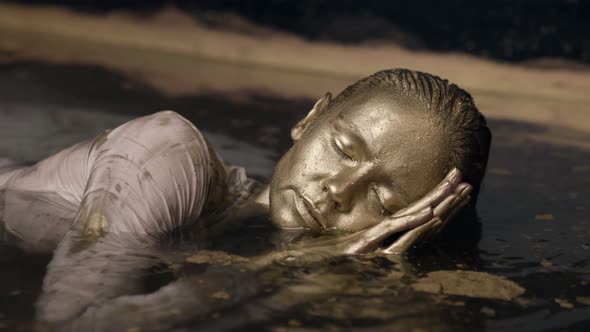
[269,133,332,194]
[293,136,336,176]
[335,202,382,233]
[269,191,295,227]
[270,149,293,190]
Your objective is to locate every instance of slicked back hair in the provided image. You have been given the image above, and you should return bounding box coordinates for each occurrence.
[332,69,492,204]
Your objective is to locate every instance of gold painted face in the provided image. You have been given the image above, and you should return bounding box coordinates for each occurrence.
[269,91,450,232]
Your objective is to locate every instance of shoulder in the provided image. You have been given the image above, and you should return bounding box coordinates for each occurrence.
[88,111,215,179]
[104,111,209,152]
[146,110,193,127]
[133,111,203,137]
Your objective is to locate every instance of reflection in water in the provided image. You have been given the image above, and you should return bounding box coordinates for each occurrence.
[0,63,589,331]
[33,217,488,332]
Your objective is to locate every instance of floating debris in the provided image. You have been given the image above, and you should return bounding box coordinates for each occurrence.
[554,298,574,309]
[209,290,231,300]
[480,306,496,317]
[488,168,513,175]
[535,214,554,221]
[412,270,525,301]
[540,258,553,267]
[439,299,466,307]
[572,165,590,172]
[186,250,249,265]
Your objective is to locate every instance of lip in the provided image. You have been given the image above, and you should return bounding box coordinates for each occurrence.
[293,191,324,230]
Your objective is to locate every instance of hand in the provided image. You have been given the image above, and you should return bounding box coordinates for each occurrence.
[274,168,471,258]
[343,167,471,254]
[381,168,473,254]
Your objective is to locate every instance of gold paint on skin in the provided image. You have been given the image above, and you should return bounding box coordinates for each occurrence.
[269,89,450,233]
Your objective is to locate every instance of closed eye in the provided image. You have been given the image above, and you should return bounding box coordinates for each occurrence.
[373,187,393,217]
[331,136,354,162]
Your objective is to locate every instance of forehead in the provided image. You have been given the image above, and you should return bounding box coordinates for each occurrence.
[337,93,449,200]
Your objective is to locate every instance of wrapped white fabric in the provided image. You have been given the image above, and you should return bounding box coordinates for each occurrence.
[1,111,259,251]
[0,111,260,324]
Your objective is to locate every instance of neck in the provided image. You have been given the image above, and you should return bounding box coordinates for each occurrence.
[254,185,270,206]
[236,184,270,219]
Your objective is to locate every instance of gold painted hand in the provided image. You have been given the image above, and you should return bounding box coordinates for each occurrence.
[263,169,472,263]
[380,168,473,254]
[299,168,471,255]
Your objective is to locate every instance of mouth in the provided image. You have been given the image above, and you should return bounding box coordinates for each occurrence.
[293,191,324,230]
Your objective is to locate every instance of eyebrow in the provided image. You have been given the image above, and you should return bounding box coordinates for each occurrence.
[335,115,366,148]
[336,114,411,206]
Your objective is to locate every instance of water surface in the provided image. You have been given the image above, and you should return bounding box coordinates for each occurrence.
[0,62,588,331]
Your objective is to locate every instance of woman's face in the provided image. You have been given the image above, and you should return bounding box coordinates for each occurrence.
[269,91,451,233]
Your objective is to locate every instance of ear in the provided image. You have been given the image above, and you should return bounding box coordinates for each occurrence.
[291,92,332,141]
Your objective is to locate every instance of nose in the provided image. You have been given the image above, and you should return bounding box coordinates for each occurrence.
[320,167,364,212]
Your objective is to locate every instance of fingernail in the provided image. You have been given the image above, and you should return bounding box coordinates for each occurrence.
[448,168,461,184]
[441,180,452,190]
[447,168,459,179]
[454,183,469,193]
[461,185,473,196]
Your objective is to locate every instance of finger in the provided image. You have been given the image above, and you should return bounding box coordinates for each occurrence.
[440,184,472,221]
[345,208,432,254]
[382,185,472,255]
[454,182,473,196]
[410,217,442,243]
[446,167,463,187]
[383,207,433,235]
[433,193,458,217]
[430,215,448,235]
[395,181,451,217]
[422,218,444,241]
[395,168,462,217]
[400,195,471,250]
[433,182,472,218]
[381,217,442,254]
[441,194,471,225]
[454,182,469,194]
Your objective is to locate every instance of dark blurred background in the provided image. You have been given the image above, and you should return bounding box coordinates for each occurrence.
[7,0,590,63]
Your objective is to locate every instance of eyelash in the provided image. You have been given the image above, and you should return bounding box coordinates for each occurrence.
[331,133,391,217]
[373,188,392,217]
[381,207,393,217]
[331,137,354,162]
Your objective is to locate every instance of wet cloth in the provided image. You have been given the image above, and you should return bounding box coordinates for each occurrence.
[0,111,257,252]
[0,111,261,323]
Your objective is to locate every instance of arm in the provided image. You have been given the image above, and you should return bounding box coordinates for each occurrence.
[73,110,224,236]
[36,111,227,324]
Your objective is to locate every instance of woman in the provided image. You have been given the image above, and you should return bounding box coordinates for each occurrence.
[0,69,490,326]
